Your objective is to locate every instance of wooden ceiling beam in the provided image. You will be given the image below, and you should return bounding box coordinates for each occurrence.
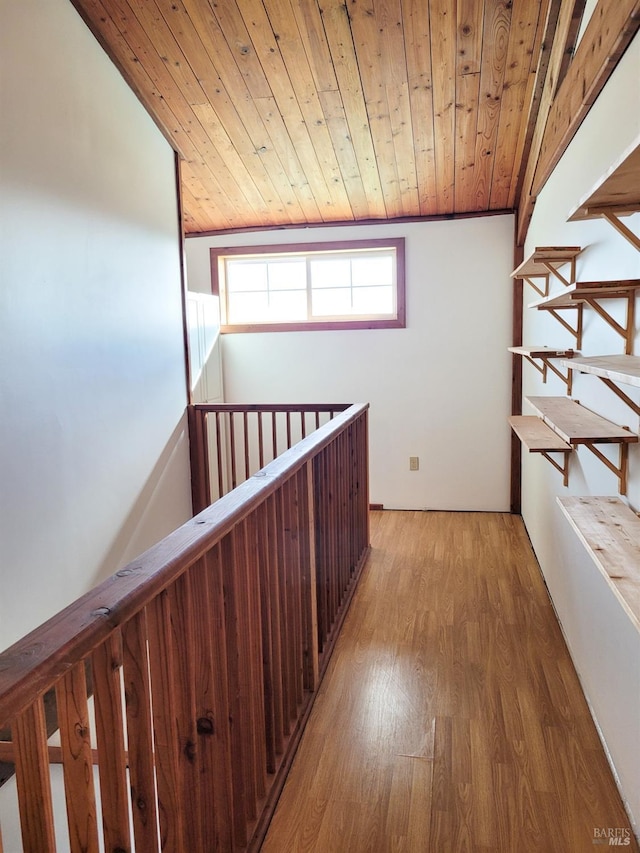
[533,0,640,195]
[518,0,640,245]
[515,0,580,246]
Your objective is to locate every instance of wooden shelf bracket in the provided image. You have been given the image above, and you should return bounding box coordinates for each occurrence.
[580,293,636,355]
[601,211,640,253]
[546,304,583,349]
[540,450,571,487]
[564,355,640,418]
[523,275,549,298]
[510,347,576,393]
[534,355,574,394]
[582,441,630,496]
[597,378,640,417]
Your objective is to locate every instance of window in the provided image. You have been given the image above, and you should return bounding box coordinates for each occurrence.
[211,238,405,332]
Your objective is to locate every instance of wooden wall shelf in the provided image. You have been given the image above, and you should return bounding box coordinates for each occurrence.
[563,355,640,417]
[530,280,640,354]
[525,395,637,494]
[509,415,572,485]
[509,346,576,393]
[511,246,581,296]
[558,496,640,633]
[568,136,640,252]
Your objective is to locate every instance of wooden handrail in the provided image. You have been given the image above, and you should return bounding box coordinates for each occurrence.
[0,402,370,853]
[192,403,351,413]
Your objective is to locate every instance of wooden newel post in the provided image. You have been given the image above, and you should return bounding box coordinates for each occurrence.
[188,405,211,515]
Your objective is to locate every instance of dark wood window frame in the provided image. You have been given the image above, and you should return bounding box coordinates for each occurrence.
[210,238,406,333]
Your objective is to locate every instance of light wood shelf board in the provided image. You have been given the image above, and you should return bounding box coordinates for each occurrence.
[568,136,640,221]
[568,137,640,252]
[508,415,573,452]
[509,414,572,485]
[511,246,581,278]
[525,396,637,444]
[557,496,640,632]
[509,346,576,358]
[563,355,640,387]
[529,279,640,309]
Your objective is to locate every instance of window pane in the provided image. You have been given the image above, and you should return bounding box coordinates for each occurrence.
[227,261,267,293]
[267,259,306,291]
[310,258,351,289]
[312,288,352,316]
[352,255,393,287]
[352,285,394,314]
[228,291,269,323]
[268,290,307,321]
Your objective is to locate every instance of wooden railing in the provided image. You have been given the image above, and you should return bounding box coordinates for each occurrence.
[0,403,370,852]
[188,403,352,511]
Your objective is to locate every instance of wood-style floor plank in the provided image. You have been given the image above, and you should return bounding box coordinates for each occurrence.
[261,510,638,852]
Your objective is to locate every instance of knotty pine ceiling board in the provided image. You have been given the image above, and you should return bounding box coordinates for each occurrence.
[71,0,553,235]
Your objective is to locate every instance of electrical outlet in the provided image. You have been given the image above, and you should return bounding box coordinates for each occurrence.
[409,456,419,471]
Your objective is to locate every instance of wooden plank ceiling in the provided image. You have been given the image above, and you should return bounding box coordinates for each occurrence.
[72,0,558,235]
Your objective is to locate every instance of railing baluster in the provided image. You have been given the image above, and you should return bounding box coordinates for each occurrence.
[229,413,238,490]
[55,663,100,853]
[146,590,184,851]
[291,473,304,708]
[233,522,261,820]
[313,450,328,654]
[340,430,350,595]
[121,609,160,853]
[243,412,250,482]
[245,515,267,802]
[349,425,357,572]
[258,411,265,469]
[327,441,338,629]
[302,461,319,692]
[256,505,276,774]
[220,530,249,848]
[170,573,203,852]
[266,495,285,756]
[92,633,131,853]
[271,411,278,460]
[13,699,56,852]
[215,411,224,502]
[193,547,234,852]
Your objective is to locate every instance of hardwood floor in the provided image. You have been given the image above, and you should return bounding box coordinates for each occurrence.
[260,510,638,852]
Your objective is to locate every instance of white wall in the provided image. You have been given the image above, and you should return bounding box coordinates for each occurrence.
[186,215,514,511]
[522,32,640,833]
[0,0,193,652]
